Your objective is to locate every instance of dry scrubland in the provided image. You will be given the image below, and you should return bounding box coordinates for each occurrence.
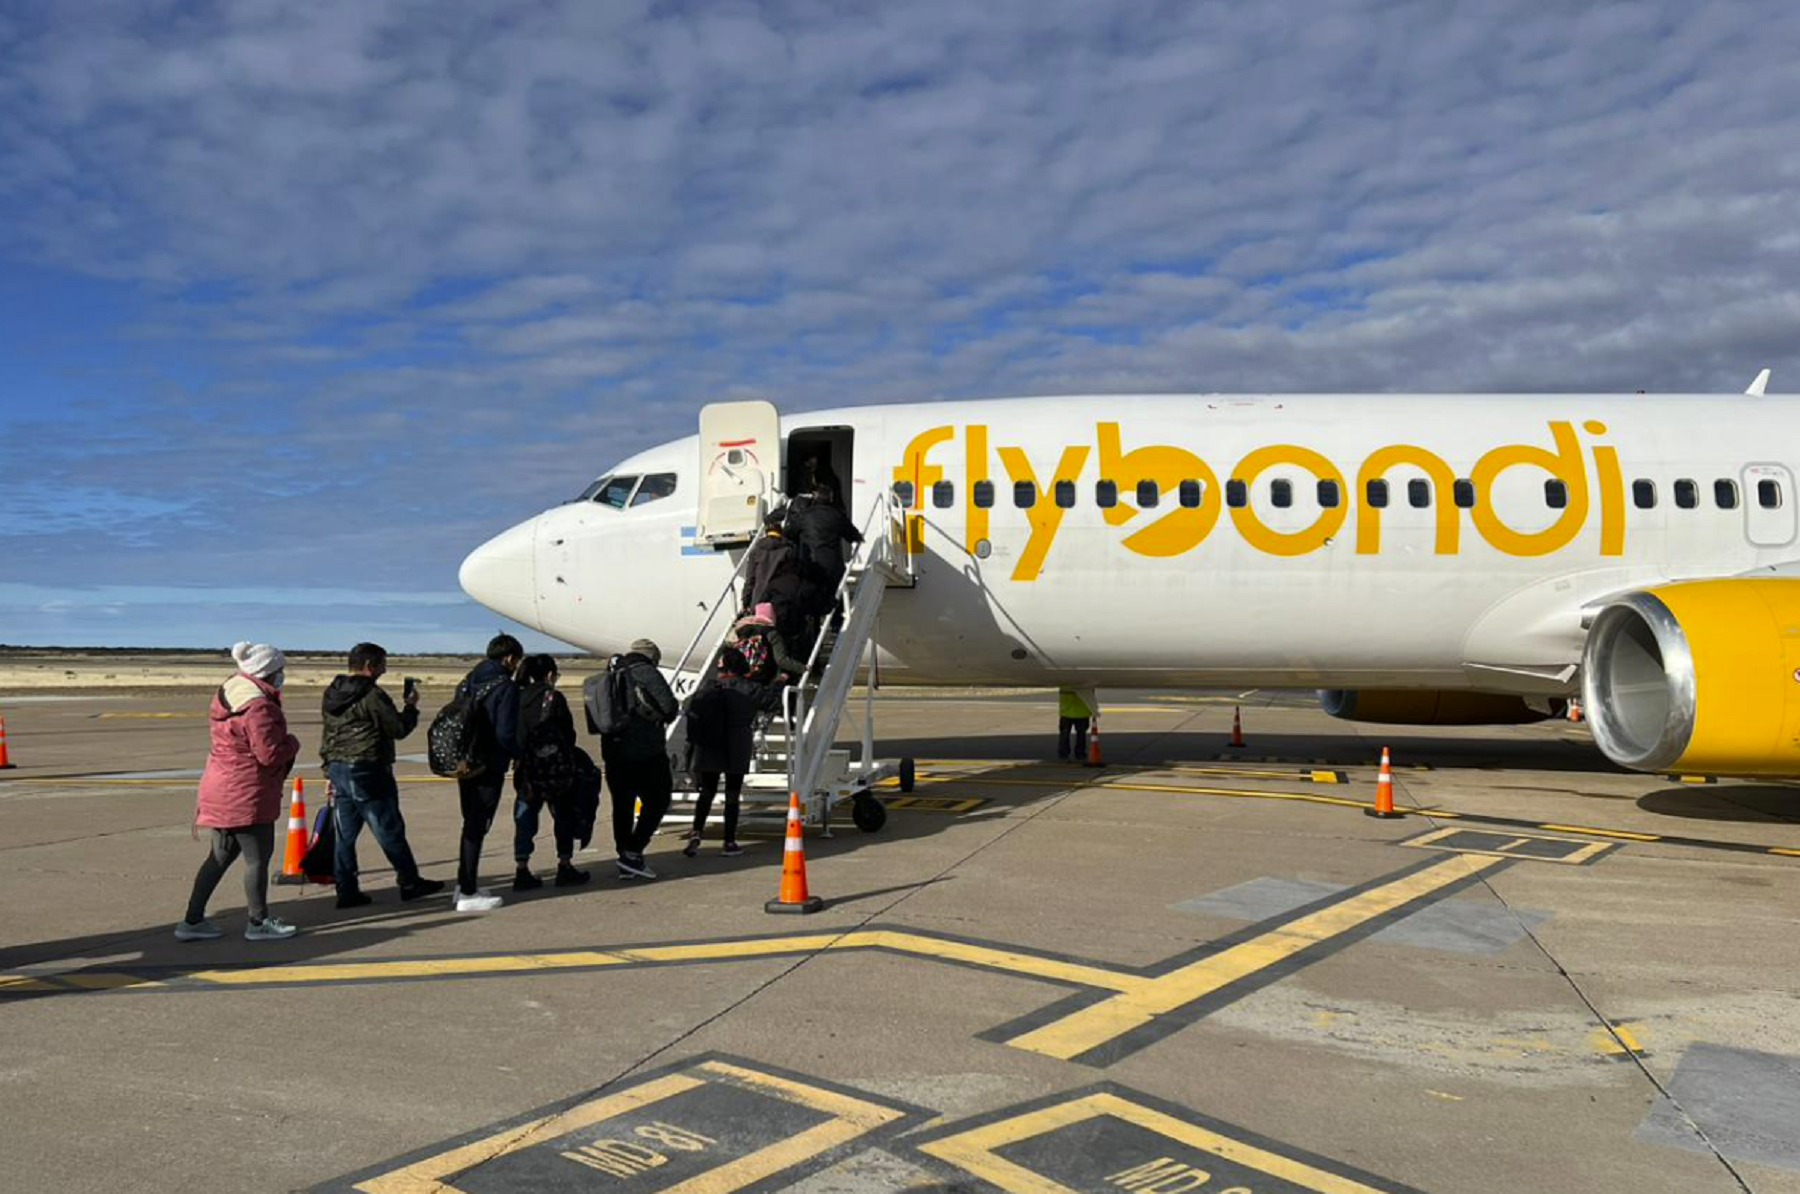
[0,650,607,693]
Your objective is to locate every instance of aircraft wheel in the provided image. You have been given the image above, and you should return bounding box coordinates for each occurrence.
[898,757,916,793]
[852,794,887,833]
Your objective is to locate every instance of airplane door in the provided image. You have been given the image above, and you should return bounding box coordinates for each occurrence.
[697,400,780,547]
[1742,463,1797,548]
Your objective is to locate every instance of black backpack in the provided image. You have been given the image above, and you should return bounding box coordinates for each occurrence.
[427,677,503,778]
[584,656,633,736]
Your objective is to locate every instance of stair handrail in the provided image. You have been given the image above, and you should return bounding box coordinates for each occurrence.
[783,490,905,798]
[664,545,756,744]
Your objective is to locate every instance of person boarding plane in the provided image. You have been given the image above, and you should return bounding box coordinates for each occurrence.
[460,373,1800,782]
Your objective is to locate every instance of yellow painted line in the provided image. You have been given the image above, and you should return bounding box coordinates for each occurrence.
[1537,823,1660,842]
[1311,769,1345,785]
[621,935,843,964]
[849,930,1145,993]
[191,951,632,986]
[920,1091,1394,1194]
[1005,854,1503,1061]
[1166,765,1340,783]
[0,975,59,992]
[55,972,165,991]
[1772,848,1800,858]
[355,1073,704,1194]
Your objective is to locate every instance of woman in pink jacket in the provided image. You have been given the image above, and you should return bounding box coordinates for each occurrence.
[174,642,303,941]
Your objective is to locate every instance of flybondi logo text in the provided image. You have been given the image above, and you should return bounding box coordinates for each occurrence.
[893,420,1627,582]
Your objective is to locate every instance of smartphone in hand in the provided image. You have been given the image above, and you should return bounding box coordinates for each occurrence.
[403,677,419,702]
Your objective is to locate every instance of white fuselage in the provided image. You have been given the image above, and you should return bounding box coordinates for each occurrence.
[462,393,1796,693]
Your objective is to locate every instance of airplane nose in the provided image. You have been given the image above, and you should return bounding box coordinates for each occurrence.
[459,518,539,627]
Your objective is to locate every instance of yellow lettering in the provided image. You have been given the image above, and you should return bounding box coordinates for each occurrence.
[893,425,953,510]
[1587,420,1625,556]
[563,1139,668,1176]
[1471,420,1588,556]
[1230,445,1348,556]
[965,423,990,554]
[1356,444,1459,555]
[998,444,1090,581]
[1106,1157,1211,1191]
[1096,423,1221,557]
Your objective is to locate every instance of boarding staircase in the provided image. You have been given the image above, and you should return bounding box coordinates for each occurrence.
[662,490,917,830]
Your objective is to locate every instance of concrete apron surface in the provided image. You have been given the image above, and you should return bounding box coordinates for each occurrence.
[0,688,1798,1192]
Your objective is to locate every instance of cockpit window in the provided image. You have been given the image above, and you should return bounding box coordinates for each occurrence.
[577,475,611,502]
[630,473,678,507]
[592,475,639,509]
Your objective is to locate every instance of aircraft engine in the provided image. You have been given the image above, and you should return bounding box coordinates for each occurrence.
[1317,689,1552,726]
[1582,578,1800,776]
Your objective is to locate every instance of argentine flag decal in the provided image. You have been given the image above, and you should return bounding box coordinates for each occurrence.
[678,526,712,557]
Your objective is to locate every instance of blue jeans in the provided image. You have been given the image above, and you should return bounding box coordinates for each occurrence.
[328,762,421,894]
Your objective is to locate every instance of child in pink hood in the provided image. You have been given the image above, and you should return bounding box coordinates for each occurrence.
[174,642,302,941]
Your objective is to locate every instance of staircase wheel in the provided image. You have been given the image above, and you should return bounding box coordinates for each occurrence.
[852,794,887,833]
[898,757,916,793]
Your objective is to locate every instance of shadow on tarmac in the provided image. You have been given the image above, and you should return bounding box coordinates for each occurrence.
[1638,784,1800,824]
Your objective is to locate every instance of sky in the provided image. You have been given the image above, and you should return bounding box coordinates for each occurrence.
[2,1,1798,652]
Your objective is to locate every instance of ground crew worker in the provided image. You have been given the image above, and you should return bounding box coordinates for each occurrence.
[1057,687,1094,761]
[319,642,445,908]
[175,642,300,942]
[599,638,678,880]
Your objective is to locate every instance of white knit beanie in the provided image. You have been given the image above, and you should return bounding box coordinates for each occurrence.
[231,641,286,681]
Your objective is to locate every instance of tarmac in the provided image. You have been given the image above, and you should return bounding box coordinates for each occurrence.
[2,681,1799,1193]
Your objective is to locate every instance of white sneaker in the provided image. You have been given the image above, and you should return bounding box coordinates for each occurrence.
[244,916,298,941]
[455,888,504,912]
[174,918,223,941]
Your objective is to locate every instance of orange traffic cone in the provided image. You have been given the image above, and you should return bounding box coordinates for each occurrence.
[1566,699,1584,723]
[1082,714,1104,768]
[0,715,14,769]
[275,777,309,885]
[1365,747,1403,818]
[765,792,824,914]
[1228,706,1246,749]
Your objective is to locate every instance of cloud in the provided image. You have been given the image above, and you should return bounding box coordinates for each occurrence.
[2,1,1799,647]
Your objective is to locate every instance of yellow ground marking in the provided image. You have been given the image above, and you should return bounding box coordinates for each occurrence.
[354,1058,906,1194]
[1773,848,1800,858]
[356,1073,703,1194]
[1400,827,1615,866]
[192,951,634,986]
[1005,855,1503,1061]
[0,975,58,993]
[1536,823,1660,842]
[1589,1021,1648,1058]
[1165,764,1345,784]
[95,711,202,719]
[919,1091,1395,1194]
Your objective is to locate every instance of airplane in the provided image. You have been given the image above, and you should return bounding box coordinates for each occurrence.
[459,371,1800,780]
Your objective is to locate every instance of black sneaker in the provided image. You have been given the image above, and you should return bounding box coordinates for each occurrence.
[555,862,591,887]
[682,834,701,859]
[336,890,374,910]
[513,867,544,891]
[617,854,657,880]
[721,841,744,857]
[399,877,446,901]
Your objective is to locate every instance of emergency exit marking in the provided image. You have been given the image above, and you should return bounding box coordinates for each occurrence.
[319,1053,926,1194]
[914,1084,1424,1193]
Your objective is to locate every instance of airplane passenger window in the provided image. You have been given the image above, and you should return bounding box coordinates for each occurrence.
[1366,479,1389,508]
[1270,479,1293,508]
[973,480,995,508]
[1096,480,1118,508]
[1674,479,1697,508]
[1759,479,1782,509]
[1715,479,1739,509]
[933,480,955,509]
[593,475,639,509]
[1179,479,1203,508]
[630,473,677,507]
[1453,479,1476,509]
[1054,479,1076,509]
[1226,479,1248,508]
[1632,480,1656,509]
[892,481,915,507]
[1408,479,1431,508]
[1317,480,1340,508]
[1137,479,1160,508]
[1014,480,1037,508]
[1544,480,1568,509]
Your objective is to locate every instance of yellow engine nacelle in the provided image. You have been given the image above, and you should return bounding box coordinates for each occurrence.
[1318,689,1552,726]
[1582,578,1800,775]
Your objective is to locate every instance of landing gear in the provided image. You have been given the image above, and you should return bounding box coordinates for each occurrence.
[852,794,888,833]
[898,757,916,793]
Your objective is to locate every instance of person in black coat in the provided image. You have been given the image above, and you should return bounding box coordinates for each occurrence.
[739,512,796,615]
[511,654,591,889]
[682,647,781,858]
[787,484,863,608]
